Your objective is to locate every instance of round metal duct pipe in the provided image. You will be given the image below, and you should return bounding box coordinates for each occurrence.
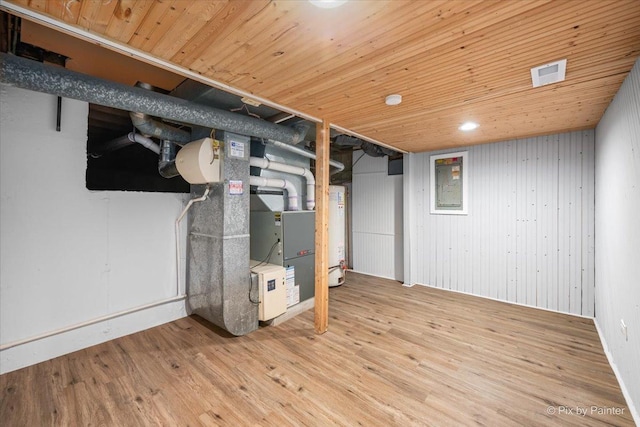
[0,53,306,145]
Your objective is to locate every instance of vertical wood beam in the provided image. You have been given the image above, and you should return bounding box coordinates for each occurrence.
[314,119,330,334]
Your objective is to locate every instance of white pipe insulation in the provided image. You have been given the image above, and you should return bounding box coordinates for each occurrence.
[0,295,186,351]
[249,157,315,210]
[128,132,160,154]
[249,176,299,211]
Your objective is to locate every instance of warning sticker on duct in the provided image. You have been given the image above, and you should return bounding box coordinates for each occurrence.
[229,180,243,195]
[229,140,245,158]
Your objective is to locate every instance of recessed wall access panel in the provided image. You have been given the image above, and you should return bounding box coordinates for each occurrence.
[430,151,469,215]
[435,158,463,209]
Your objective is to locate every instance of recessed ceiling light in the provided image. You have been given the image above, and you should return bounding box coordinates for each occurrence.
[385,94,402,106]
[459,122,479,131]
[309,0,348,8]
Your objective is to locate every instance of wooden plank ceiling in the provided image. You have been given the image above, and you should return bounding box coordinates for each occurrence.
[4,0,640,153]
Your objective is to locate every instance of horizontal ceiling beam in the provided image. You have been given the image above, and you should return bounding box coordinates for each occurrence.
[0,0,317,121]
[330,123,408,154]
[0,0,407,154]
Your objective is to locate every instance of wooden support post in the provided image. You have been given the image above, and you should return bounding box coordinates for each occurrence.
[314,119,330,334]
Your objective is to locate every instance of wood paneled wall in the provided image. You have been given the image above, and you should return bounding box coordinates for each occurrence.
[595,58,640,420]
[404,130,595,316]
[352,154,403,281]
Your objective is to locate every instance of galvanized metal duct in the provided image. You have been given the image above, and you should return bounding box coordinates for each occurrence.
[158,140,180,178]
[361,141,397,157]
[334,134,362,147]
[129,112,191,145]
[335,134,398,157]
[187,131,258,336]
[0,53,306,144]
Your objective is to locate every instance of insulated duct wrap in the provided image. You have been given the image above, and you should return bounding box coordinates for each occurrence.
[130,112,191,144]
[0,53,306,144]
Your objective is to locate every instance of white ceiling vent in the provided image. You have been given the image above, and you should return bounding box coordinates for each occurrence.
[531,59,567,87]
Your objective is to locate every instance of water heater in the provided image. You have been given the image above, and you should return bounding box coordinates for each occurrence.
[328,185,346,287]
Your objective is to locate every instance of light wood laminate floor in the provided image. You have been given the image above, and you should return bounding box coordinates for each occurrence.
[0,273,633,426]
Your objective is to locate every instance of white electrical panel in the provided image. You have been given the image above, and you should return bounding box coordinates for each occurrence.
[175,137,223,184]
[250,261,287,321]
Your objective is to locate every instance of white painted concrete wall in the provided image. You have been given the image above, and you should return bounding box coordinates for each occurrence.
[0,85,188,374]
[594,58,640,422]
[352,153,403,281]
[404,131,595,317]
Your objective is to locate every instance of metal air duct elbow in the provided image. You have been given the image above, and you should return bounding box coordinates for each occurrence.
[361,141,397,157]
[158,140,180,178]
[129,112,191,145]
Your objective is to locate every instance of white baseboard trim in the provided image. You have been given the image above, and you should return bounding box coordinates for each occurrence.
[0,299,187,374]
[594,318,640,426]
[412,282,594,320]
[347,269,403,283]
[410,282,637,424]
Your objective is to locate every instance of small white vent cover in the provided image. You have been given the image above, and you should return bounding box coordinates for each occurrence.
[531,59,567,87]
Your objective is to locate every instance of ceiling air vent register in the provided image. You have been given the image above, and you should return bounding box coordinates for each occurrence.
[531,59,567,88]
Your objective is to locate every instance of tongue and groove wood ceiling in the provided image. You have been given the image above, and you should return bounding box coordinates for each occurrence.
[3,0,640,153]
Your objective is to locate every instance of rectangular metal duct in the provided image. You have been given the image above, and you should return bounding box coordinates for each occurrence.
[186,131,258,335]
